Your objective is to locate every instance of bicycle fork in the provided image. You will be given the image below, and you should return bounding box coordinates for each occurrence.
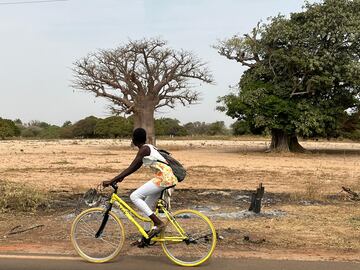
[95,203,113,238]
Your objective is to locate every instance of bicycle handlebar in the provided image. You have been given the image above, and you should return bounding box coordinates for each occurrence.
[97,182,118,193]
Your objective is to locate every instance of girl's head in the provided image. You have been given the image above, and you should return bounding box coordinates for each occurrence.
[132,128,146,147]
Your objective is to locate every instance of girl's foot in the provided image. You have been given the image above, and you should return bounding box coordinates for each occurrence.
[147,223,166,238]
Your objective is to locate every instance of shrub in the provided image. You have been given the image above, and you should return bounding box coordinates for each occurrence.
[0,118,20,139]
[95,116,132,138]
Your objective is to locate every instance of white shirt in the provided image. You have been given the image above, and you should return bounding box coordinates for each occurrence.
[142,144,166,166]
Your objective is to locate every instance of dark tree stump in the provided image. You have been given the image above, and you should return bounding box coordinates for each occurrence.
[249,183,265,213]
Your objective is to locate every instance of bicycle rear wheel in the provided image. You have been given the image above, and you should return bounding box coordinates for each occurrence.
[71,207,125,263]
[161,209,217,266]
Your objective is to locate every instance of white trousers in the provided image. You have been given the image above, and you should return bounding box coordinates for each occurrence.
[130,180,164,217]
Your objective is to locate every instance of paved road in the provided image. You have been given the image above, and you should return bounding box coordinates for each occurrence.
[0,254,359,270]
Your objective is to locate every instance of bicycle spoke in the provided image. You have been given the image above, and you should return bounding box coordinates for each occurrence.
[79,219,97,234]
[77,226,96,237]
[98,237,119,249]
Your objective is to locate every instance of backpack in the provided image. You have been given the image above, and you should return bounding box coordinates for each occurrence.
[157,149,187,182]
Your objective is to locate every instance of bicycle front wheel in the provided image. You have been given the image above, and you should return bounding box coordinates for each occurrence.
[161,209,217,266]
[70,207,125,263]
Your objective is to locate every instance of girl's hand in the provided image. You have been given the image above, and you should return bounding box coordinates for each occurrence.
[102,178,123,188]
[102,179,115,187]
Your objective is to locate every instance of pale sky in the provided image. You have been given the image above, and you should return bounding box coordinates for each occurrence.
[0,0,310,126]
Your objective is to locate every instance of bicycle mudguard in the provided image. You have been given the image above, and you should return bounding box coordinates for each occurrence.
[95,204,112,238]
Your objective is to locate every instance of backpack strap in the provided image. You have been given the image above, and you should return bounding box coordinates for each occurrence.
[158,149,170,155]
[156,159,169,165]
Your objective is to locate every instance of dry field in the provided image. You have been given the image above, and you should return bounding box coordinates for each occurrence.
[0,138,360,261]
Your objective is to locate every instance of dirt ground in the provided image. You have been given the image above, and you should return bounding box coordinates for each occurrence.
[0,138,360,262]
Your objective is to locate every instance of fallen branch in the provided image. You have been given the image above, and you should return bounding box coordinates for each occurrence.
[7,224,44,236]
[342,186,360,201]
[244,234,266,244]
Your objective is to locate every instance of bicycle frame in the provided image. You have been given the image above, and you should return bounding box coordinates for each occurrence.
[109,192,187,242]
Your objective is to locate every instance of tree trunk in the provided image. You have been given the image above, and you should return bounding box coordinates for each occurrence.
[269,129,306,153]
[289,134,306,153]
[133,102,156,145]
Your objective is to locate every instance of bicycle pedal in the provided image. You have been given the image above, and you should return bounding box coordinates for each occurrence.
[133,237,151,248]
[137,242,148,248]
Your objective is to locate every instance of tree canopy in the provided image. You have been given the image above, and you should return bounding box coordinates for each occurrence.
[155,118,188,136]
[94,116,133,138]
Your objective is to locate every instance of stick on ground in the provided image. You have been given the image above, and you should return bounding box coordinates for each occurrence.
[342,186,360,201]
[6,225,44,236]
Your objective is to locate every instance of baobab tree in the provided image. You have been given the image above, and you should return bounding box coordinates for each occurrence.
[72,38,213,144]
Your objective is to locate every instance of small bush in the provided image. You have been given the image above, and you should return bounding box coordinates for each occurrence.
[0,181,49,212]
[290,180,326,202]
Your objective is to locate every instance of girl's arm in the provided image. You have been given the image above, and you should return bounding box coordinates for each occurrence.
[103,145,150,187]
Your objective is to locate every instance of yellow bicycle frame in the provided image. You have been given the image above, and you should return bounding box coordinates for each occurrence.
[109,193,187,242]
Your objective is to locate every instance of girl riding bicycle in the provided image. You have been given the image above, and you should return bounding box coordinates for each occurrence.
[102,128,177,238]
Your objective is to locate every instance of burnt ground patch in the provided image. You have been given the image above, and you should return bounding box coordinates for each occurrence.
[46,188,352,215]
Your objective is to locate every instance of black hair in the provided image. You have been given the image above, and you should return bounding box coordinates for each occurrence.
[132,128,147,145]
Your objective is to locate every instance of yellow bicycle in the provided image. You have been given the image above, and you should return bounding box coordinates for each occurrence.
[70,183,217,266]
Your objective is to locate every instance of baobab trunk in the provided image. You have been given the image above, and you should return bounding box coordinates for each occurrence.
[269,129,305,153]
[133,104,156,145]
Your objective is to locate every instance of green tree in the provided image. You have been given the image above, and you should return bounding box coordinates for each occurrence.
[231,120,251,136]
[21,126,42,138]
[29,120,50,129]
[183,122,209,136]
[95,116,133,138]
[39,125,61,139]
[216,0,360,152]
[62,121,72,127]
[0,118,20,139]
[72,116,99,138]
[14,119,22,125]
[155,118,187,136]
[207,121,228,136]
[59,125,75,139]
[231,120,265,136]
[339,110,360,140]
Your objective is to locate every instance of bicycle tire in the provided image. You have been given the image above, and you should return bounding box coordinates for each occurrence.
[70,207,125,263]
[161,209,217,266]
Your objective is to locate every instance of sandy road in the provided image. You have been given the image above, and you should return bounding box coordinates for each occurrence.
[0,254,359,270]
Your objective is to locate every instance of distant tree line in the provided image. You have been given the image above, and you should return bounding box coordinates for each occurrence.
[1,113,359,140]
[0,116,237,139]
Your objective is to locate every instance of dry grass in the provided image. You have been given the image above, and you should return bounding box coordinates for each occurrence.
[214,203,360,251]
[0,180,49,212]
[289,180,327,202]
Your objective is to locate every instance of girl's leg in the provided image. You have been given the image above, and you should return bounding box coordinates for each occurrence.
[130,180,163,218]
[143,193,162,231]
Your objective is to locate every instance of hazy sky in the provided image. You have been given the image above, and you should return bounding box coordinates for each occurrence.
[0,0,310,126]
